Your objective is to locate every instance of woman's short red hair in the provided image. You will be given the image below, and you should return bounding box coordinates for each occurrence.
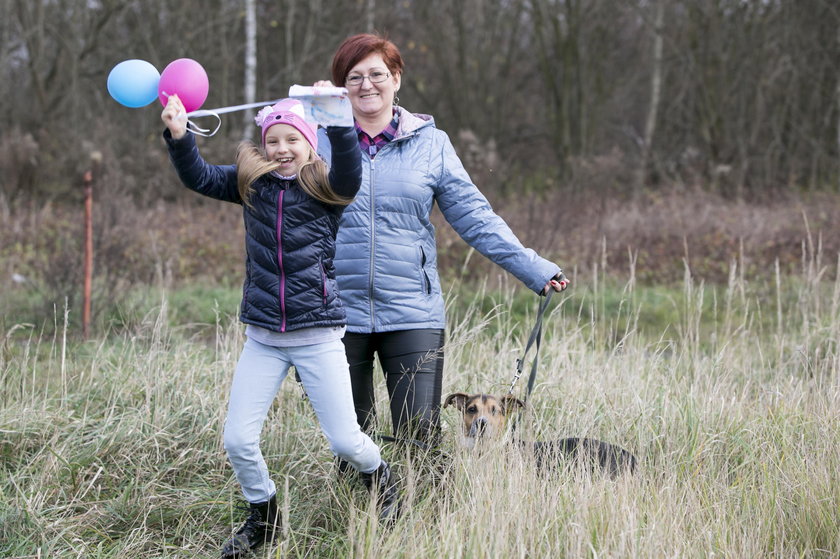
[331,33,404,86]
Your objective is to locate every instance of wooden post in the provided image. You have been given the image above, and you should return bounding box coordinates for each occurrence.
[82,151,102,340]
[82,170,93,340]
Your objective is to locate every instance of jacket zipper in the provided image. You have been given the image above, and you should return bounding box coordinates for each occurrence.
[319,257,327,306]
[277,190,286,332]
[364,123,415,331]
[368,155,376,331]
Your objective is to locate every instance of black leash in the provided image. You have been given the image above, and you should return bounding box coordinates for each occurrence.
[374,433,433,452]
[294,366,436,453]
[295,374,437,454]
[507,289,554,403]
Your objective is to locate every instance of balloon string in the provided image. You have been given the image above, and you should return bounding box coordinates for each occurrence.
[162,91,283,138]
[185,113,221,137]
[185,101,283,137]
[187,100,282,117]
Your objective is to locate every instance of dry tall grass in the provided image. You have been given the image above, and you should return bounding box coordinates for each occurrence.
[2,255,838,558]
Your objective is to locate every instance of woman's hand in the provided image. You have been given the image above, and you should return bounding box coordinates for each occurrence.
[313,80,335,88]
[161,94,187,139]
[543,271,570,294]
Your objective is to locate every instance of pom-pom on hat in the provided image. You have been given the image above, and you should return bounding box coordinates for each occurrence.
[255,99,317,150]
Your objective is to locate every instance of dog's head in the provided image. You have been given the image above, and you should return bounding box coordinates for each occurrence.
[443,392,525,447]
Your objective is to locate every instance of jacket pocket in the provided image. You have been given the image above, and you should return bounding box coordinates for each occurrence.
[419,247,432,295]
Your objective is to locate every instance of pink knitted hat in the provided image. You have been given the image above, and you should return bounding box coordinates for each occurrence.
[255,99,317,150]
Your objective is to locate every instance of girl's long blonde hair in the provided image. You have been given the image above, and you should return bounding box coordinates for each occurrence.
[235,142,354,207]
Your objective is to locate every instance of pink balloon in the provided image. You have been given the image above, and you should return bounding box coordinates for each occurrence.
[158,58,209,113]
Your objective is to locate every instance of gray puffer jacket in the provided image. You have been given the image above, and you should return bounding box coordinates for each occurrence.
[319,107,560,334]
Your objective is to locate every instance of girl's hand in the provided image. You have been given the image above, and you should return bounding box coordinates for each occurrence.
[161,94,187,139]
[313,80,335,88]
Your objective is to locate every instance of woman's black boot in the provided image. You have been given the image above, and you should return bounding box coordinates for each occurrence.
[335,456,358,481]
[220,495,279,558]
[361,460,400,523]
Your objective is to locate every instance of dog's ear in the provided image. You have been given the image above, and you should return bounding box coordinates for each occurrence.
[443,392,470,411]
[500,395,525,415]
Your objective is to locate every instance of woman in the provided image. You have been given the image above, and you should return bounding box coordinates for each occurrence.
[315,33,568,446]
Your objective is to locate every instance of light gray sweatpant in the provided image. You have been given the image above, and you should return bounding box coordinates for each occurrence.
[223,336,381,503]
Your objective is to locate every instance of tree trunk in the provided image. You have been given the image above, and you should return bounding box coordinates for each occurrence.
[637,0,664,191]
[837,25,840,191]
[366,0,376,33]
[242,0,257,141]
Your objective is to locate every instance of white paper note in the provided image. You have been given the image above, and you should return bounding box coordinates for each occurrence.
[288,85,354,127]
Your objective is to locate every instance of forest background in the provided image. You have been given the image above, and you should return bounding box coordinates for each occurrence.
[3,0,840,331]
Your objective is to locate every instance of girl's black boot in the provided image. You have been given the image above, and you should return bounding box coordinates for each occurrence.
[220,495,279,558]
[361,460,400,524]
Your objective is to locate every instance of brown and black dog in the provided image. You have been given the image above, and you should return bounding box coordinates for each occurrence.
[443,392,637,477]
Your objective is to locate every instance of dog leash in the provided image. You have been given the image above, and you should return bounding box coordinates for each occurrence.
[374,434,433,452]
[507,287,556,403]
[505,285,559,437]
[292,370,436,452]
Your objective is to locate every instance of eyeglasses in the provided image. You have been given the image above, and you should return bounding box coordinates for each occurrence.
[345,70,391,87]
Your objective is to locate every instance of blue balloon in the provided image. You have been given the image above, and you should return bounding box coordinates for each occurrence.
[107,59,160,108]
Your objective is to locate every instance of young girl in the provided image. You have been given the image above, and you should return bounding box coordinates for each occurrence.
[161,94,398,558]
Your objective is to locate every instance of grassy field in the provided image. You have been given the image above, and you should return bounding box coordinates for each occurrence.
[2,259,839,558]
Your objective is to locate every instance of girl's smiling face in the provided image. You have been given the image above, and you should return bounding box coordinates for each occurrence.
[264,123,311,176]
[345,53,401,121]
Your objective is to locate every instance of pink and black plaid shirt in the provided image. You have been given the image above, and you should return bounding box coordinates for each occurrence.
[355,112,399,157]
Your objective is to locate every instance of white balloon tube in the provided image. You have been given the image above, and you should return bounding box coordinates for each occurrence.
[179,84,353,137]
[288,85,354,127]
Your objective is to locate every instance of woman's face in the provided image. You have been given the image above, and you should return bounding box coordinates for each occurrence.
[344,53,401,121]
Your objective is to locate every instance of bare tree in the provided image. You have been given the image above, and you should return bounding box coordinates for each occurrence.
[4,0,840,203]
[636,0,664,191]
[366,0,376,32]
[405,1,535,157]
[242,0,257,140]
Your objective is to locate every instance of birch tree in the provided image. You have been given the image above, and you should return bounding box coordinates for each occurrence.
[366,0,376,32]
[242,0,257,141]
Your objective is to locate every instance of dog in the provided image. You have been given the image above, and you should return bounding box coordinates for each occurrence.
[443,392,637,477]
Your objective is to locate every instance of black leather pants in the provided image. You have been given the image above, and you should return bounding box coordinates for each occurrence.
[342,329,445,444]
